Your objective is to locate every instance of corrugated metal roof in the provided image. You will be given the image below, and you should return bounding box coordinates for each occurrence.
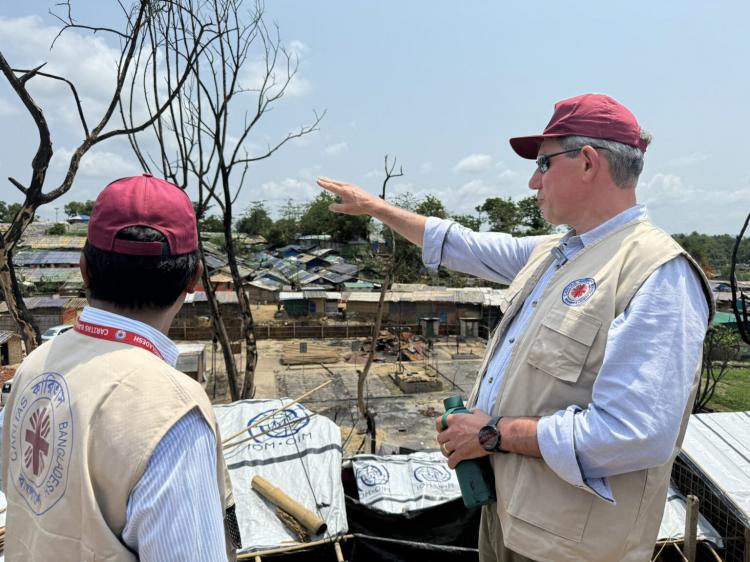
[15,250,80,266]
[0,295,68,314]
[328,262,359,275]
[320,271,354,284]
[17,268,82,283]
[248,279,282,291]
[325,292,342,300]
[346,292,382,303]
[390,283,430,292]
[303,290,326,299]
[279,291,304,301]
[20,235,86,250]
[0,331,20,345]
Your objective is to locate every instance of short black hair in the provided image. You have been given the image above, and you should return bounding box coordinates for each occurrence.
[83,226,199,310]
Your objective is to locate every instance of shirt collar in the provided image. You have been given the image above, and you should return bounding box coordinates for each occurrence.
[79,306,179,366]
[565,204,648,249]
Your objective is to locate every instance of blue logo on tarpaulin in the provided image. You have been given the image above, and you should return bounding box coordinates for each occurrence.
[414,465,451,483]
[357,463,389,487]
[561,277,597,306]
[246,404,310,443]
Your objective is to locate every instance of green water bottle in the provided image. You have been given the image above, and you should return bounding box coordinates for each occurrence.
[442,395,497,508]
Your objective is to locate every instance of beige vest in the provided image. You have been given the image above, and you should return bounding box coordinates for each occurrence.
[2,329,234,561]
[468,220,713,562]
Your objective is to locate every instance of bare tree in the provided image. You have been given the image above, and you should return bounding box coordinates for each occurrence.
[356,155,402,452]
[0,0,206,353]
[123,0,322,400]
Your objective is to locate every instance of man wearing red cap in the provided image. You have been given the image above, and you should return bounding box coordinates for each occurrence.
[2,175,238,561]
[318,94,714,562]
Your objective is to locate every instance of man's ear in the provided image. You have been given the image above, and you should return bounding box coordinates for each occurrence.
[186,259,204,294]
[580,145,603,183]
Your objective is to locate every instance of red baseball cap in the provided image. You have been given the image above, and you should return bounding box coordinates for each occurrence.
[87,174,198,256]
[509,93,649,159]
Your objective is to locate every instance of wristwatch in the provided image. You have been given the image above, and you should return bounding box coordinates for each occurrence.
[478,415,505,453]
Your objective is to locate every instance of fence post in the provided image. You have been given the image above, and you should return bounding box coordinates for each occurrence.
[683,494,698,562]
[321,324,324,339]
[293,322,296,338]
[346,321,349,338]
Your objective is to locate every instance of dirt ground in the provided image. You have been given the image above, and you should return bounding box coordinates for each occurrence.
[198,336,487,453]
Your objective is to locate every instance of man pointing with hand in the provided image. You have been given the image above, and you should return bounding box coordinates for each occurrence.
[318,93,713,562]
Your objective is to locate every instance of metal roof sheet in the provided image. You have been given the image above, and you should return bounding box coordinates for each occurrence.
[14,250,80,266]
[279,291,304,300]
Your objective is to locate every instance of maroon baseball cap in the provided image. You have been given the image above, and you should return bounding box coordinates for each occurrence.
[87,174,198,256]
[509,93,649,159]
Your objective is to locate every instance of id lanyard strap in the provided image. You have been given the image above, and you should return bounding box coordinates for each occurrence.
[74,319,164,360]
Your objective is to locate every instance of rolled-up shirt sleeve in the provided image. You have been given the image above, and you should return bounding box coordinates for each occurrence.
[537,256,709,502]
[422,217,545,284]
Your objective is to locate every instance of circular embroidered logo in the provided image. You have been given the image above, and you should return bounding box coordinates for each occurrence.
[356,463,389,487]
[413,465,451,483]
[9,372,74,515]
[561,277,597,306]
[115,329,126,340]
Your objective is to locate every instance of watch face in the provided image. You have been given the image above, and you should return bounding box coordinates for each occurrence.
[478,425,499,452]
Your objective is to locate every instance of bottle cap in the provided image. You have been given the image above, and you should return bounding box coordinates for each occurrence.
[443,395,464,410]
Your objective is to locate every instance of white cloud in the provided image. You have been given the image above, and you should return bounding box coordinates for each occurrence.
[52,147,139,178]
[452,153,493,173]
[238,39,311,99]
[419,161,433,174]
[663,152,710,167]
[363,169,381,179]
[259,178,318,210]
[322,142,348,156]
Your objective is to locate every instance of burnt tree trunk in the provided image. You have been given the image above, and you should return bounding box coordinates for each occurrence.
[199,239,240,401]
[220,184,257,399]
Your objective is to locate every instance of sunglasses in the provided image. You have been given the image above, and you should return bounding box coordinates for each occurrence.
[535,146,609,174]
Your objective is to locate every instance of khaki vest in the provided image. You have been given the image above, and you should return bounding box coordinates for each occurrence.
[2,329,235,561]
[468,220,713,562]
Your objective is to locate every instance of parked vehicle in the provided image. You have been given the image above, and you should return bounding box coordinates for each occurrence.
[1,378,13,406]
[41,324,74,342]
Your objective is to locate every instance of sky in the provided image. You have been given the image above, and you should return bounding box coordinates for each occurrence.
[1,1,749,235]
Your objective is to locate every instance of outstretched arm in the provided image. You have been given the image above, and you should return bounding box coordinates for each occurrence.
[317,177,427,247]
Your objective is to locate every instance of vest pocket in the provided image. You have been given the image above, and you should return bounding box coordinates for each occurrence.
[506,456,595,542]
[527,308,601,383]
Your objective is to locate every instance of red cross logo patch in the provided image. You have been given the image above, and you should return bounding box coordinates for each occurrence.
[562,277,597,306]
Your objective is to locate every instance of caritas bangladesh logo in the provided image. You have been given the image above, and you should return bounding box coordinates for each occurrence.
[9,372,74,516]
[561,277,597,306]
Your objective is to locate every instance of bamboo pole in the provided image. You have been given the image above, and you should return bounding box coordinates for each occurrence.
[222,411,319,452]
[222,379,332,446]
[252,475,327,535]
[236,535,354,560]
[334,541,345,562]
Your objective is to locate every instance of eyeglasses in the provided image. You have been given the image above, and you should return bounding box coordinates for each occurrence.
[535,146,609,174]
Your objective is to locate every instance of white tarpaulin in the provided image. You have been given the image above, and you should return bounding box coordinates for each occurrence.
[657,483,723,546]
[351,451,461,513]
[215,399,348,552]
[680,411,750,528]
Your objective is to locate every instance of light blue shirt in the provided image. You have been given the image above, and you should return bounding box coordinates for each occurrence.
[81,307,227,561]
[423,205,709,501]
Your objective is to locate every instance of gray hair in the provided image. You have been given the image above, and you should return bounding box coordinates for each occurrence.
[558,134,651,188]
